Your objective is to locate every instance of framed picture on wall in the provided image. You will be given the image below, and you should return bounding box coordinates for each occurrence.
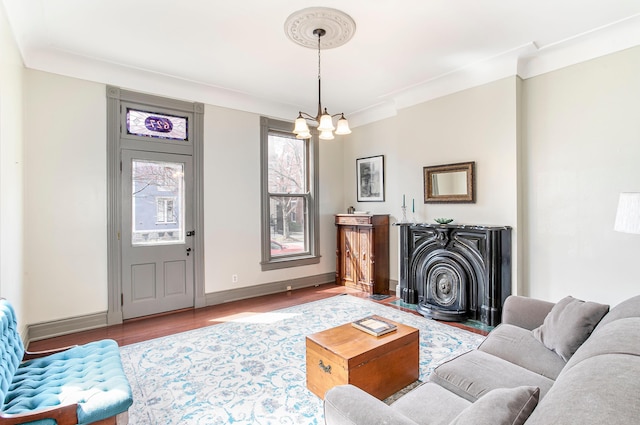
[356,155,385,202]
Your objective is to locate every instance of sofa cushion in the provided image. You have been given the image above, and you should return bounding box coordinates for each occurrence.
[391,382,471,425]
[449,386,539,425]
[479,324,566,380]
[561,317,640,377]
[593,294,640,331]
[525,354,640,425]
[429,350,554,402]
[532,296,608,361]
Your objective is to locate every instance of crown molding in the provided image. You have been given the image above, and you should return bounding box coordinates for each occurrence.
[350,14,640,128]
[19,13,640,130]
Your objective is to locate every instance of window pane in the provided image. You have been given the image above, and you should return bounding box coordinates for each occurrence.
[268,134,305,194]
[260,117,319,270]
[269,196,307,256]
[132,159,185,245]
[127,108,188,141]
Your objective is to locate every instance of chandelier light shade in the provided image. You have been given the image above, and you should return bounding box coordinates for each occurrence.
[285,8,355,140]
[614,192,640,234]
[293,113,312,139]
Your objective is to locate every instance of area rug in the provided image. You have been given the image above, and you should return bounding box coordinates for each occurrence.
[120,294,485,424]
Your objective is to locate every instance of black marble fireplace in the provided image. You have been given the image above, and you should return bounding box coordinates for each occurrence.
[397,223,511,327]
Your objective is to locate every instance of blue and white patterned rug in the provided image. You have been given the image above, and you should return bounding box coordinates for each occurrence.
[120,294,485,424]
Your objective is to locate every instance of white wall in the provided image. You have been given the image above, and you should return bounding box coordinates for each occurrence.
[23,72,108,323]
[203,106,344,294]
[522,46,640,306]
[345,77,521,290]
[344,47,640,307]
[21,73,345,325]
[0,3,25,326]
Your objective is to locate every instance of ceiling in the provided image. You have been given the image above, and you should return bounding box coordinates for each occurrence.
[3,0,640,127]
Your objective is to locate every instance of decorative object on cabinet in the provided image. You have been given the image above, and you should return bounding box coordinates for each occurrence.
[351,316,398,336]
[400,205,408,223]
[434,217,454,224]
[335,214,389,295]
[356,155,385,202]
[423,161,475,203]
[400,194,409,223]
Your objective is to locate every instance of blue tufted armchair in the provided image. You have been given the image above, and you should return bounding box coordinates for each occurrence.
[0,299,133,425]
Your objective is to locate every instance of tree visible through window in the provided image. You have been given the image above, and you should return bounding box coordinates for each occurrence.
[260,117,319,270]
[268,134,306,255]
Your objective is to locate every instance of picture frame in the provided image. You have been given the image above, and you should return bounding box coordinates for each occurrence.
[423,161,475,203]
[356,155,385,202]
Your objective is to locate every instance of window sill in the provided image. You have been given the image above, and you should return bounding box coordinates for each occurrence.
[261,254,321,271]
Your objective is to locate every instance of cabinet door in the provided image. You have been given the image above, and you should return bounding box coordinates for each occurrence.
[340,226,359,287]
[358,228,374,290]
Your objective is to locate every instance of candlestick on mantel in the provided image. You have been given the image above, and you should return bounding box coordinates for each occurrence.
[402,194,406,208]
[412,198,415,213]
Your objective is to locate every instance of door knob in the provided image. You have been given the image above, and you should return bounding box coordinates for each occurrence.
[186,247,192,256]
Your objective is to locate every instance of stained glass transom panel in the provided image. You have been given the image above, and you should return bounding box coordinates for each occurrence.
[127,108,188,141]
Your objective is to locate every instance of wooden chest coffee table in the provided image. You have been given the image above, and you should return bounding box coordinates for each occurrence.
[306,315,419,399]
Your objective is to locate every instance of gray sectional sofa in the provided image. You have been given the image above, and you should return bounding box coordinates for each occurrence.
[324,294,640,425]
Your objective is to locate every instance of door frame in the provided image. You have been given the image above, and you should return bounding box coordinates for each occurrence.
[106,86,205,325]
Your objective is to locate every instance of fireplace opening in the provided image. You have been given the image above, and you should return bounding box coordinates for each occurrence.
[416,254,472,321]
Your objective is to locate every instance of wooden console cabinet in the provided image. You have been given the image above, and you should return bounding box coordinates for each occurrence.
[335,214,389,294]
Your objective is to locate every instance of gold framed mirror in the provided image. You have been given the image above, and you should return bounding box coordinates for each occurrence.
[423,161,475,203]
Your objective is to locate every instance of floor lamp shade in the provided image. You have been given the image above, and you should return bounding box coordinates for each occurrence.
[614,192,640,234]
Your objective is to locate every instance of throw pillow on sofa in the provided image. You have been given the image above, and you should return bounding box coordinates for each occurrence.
[449,386,540,425]
[532,295,609,361]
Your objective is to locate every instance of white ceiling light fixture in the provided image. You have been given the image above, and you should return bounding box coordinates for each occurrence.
[285,7,355,140]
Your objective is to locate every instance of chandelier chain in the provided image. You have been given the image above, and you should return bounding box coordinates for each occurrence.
[316,30,323,118]
[317,32,321,83]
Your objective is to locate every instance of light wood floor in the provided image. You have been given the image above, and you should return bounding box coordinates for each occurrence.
[27,284,486,352]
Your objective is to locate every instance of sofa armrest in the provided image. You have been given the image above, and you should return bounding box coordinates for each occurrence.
[502,296,555,330]
[324,385,417,425]
[0,403,77,425]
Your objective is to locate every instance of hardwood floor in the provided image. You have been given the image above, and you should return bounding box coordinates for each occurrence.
[27,284,487,352]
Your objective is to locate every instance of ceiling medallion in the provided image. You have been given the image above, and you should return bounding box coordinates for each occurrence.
[284,7,356,49]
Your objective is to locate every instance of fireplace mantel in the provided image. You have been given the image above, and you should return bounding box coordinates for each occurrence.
[396,223,512,326]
